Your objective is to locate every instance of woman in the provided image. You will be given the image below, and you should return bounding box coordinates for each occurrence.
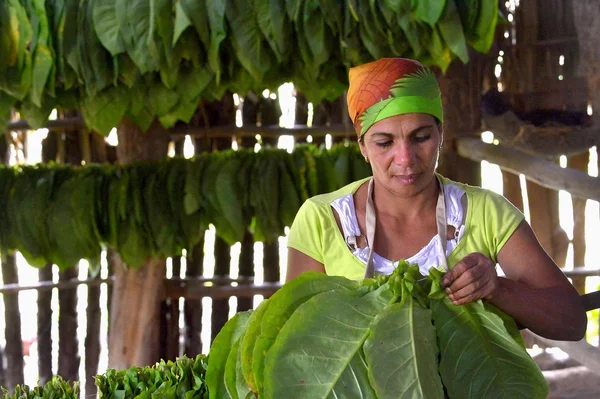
[286,58,586,341]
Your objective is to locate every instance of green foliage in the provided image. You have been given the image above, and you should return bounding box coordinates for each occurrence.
[0,143,370,269]
[96,355,209,399]
[0,0,500,134]
[0,376,78,399]
[207,262,548,398]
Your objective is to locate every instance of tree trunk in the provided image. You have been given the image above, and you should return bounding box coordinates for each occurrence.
[1,254,24,389]
[57,267,79,382]
[108,117,170,369]
[37,264,53,385]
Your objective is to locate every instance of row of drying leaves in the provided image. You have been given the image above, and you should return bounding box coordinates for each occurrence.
[0,143,370,271]
[207,262,548,399]
[0,355,208,399]
[0,0,499,134]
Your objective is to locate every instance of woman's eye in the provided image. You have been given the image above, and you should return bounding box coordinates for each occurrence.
[375,141,392,148]
[414,135,431,143]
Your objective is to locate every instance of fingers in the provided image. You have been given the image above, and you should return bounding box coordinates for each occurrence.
[442,253,497,306]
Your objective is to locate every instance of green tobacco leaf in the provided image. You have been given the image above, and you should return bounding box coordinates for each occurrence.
[303,0,331,68]
[428,270,548,398]
[414,0,446,25]
[263,285,394,398]
[363,297,444,399]
[207,0,226,82]
[438,0,469,63]
[173,1,192,46]
[30,45,53,107]
[80,86,129,135]
[255,0,290,62]
[19,96,54,129]
[116,0,161,74]
[470,0,498,53]
[240,299,270,394]
[225,0,272,83]
[206,310,252,399]
[285,0,302,22]
[252,272,359,393]
[224,337,251,399]
[180,0,210,48]
[93,0,125,55]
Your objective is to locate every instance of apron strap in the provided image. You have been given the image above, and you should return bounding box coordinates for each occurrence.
[363,175,448,279]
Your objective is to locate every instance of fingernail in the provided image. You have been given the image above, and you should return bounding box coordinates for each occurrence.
[445,288,451,294]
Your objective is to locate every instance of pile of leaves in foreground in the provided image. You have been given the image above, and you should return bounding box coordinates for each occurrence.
[0,377,78,399]
[96,355,209,399]
[207,262,548,399]
[0,355,208,399]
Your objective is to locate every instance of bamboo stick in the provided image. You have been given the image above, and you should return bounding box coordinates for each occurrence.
[237,232,255,312]
[212,236,231,344]
[85,269,101,397]
[184,234,204,357]
[569,153,590,294]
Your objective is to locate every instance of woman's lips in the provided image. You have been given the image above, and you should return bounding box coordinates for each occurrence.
[393,173,419,184]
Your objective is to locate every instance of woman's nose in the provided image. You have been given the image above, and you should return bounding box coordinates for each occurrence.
[393,143,416,167]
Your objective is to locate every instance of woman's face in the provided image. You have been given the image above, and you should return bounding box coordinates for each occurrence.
[359,113,442,198]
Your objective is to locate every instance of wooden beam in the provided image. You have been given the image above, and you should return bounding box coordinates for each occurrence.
[582,290,600,312]
[457,138,600,201]
[482,111,599,159]
[522,330,600,377]
[165,281,282,300]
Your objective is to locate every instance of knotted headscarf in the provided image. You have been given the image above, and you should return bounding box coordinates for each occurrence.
[347,58,443,138]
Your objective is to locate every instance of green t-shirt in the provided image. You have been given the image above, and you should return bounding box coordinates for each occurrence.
[287,175,524,280]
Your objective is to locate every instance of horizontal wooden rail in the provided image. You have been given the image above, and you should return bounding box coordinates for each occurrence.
[0,276,114,294]
[165,279,282,300]
[457,138,600,201]
[5,118,356,140]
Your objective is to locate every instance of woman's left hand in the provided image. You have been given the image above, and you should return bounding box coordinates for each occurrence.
[441,252,499,306]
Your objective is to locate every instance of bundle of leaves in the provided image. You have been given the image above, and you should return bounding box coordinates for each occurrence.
[0,376,78,399]
[0,0,500,134]
[0,143,370,271]
[96,355,209,399]
[206,262,548,398]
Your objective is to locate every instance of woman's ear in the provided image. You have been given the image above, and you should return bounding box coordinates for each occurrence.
[358,138,368,162]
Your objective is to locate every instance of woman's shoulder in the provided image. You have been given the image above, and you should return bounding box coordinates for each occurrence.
[307,177,371,207]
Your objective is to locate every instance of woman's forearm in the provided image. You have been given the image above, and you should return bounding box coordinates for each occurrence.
[488,277,587,341]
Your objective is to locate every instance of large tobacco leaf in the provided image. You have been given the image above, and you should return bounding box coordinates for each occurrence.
[428,268,548,398]
[250,272,359,393]
[206,310,252,399]
[262,285,395,398]
[363,295,444,399]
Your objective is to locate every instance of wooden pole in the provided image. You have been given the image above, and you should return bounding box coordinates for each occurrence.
[502,172,525,213]
[183,233,204,357]
[1,254,24,388]
[57,267,79,382]
[37,264,53,385]
[108,117,170,369]
[237,232,255,312]
[212,237,231,343]
[568,152,590,294]
[437,55,485,186]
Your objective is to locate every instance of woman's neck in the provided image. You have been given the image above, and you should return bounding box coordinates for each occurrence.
[371,177,439,220]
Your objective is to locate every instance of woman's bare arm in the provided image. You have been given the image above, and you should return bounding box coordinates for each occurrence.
[443,221,586,341]
[286,248,326,282]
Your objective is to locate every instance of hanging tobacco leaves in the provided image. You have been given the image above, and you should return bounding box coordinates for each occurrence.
[0,0,500,134]
[0,143,370,269]
[207,262,548,399]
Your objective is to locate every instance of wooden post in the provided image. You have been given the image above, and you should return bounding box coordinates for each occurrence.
[502,172,525,213]
[184,233,204,356]
[108,117,170,369]
[212,237,231,343]
[57,267,79,382]
[1,254,24,388]
[568,152,589,293]
[237,232,255,312]
[437,56,484,186]
[525,180,569,268]
[37,264,53,385]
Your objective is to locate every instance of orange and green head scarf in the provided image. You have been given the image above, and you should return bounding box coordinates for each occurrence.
[347,58,443,138]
